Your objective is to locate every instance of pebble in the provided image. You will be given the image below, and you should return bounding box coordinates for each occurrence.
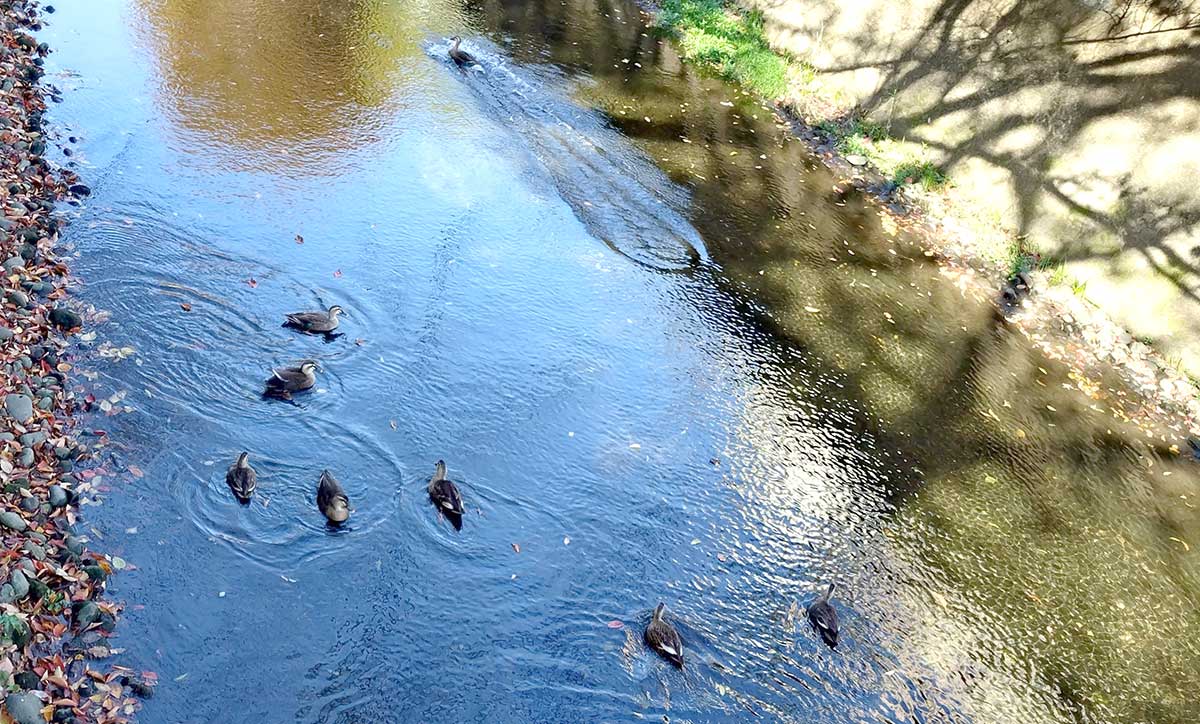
[18,431,44,446]
[5,692,44,724]
[0,326,12,341]
[72,601,99,628]
[48,306,81,329]
[846,153,868,167]
[48,485,68,508]
[21,541,44,561]
[9,569,28,598]
[0,511,27,531]
[12,672,39,690]
[3,392,33,421]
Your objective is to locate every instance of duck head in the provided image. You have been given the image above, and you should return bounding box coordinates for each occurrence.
[328,305,344,318]
[236,451,250,469]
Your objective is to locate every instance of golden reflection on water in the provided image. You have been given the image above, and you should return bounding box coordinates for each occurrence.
[134,0,465,166]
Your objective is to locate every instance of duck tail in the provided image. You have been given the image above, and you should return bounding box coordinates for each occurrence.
[653,602,666,622]
[434,460,447,482]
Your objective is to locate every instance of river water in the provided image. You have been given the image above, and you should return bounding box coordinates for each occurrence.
[39,0,1200,722]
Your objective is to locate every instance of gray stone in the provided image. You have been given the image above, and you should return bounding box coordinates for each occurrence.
[4,393,33,421]
[35,397,52,411]
[17,447,33,467]
[49,307,81,330]
[18,431,45,446]
[73,601,100,627]
[9,570,28,599]
[18,497,37,513]
[846,153,869,167]
[5,692,44,724]
[5,290,28,308]
[20,542,44,562]
[0,585,14,604]
[65,535,83,555]
[0,511,27,532]
[0,326,11,341]
[2,256,21,272]
[48,486,68,509]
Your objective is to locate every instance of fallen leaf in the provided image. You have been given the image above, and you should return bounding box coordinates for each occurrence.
[180,303,192,312]
[607,620,624,629]
[354,338,366,346]
[563,536,571,545]
[111,556,127,570]
[388,420,397,430]
[246,278,258,288]
[511,543,521,553]
[717,553,727,562]
[128,465,143,478]
[295,234,304,244]
[333,269,342,278]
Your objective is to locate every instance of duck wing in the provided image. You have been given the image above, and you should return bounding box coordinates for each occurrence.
[808,601,839,645]
[284,311,336,332]
[226,465,256,500]
[429,479,464,514]
[645,620,683,665]
[269,366,314,390]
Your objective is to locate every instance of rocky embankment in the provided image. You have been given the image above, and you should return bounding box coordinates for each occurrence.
[0,2,148,722]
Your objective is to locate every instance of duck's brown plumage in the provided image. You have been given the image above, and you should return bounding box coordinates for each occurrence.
[449,36,479,69]
[644,602,683,667]
[284,305,343,334]
[264,360,318,399]
[317,470,350,524]
[807,583,839,648]
[225,452,256,503]
[428,459,464,515]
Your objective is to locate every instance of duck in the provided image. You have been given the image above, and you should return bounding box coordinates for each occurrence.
[428,459,465,516]
[448,36,480,70]
[224,451,256,503]
[316,470,350,524]
[263,360,318,400]
[644,602,683,667]
[283,305,343,334]
[807,582,840,648]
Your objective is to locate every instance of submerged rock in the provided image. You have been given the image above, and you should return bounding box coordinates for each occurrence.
[5,692,44,724]
[48,306,81,330]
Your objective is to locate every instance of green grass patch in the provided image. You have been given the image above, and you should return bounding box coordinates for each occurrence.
[657,0,797,98]
[891,160,949,191]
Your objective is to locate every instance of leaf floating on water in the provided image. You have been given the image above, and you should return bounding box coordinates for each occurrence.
[690,538,701,545]
[295,234,304,244]
[333,269,343,278]
[563,536,571,545]
[111,556,127,570]
[717,553,727,562]
[607,620,624,629]
[245,278,258,288]
[804,306,820,313]
[629,443,641,450]
[355,338,366,346]
[180,303,192,312]
[128,465,144,478]
[511,543,521,554]
[174,673,189,682]
[281,575,298,583]
[389,420,397,431]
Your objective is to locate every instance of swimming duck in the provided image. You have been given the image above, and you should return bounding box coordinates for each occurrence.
[448,36,479,69]
[316,470,350,524]
[428,459,465,516]
[807,583,840,648]
[283,305,343,334]
[644,602,684,667]
[263,360,318,400]
[225,451,256,504]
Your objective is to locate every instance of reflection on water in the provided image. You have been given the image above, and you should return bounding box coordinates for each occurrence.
[42,0,1200,722]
